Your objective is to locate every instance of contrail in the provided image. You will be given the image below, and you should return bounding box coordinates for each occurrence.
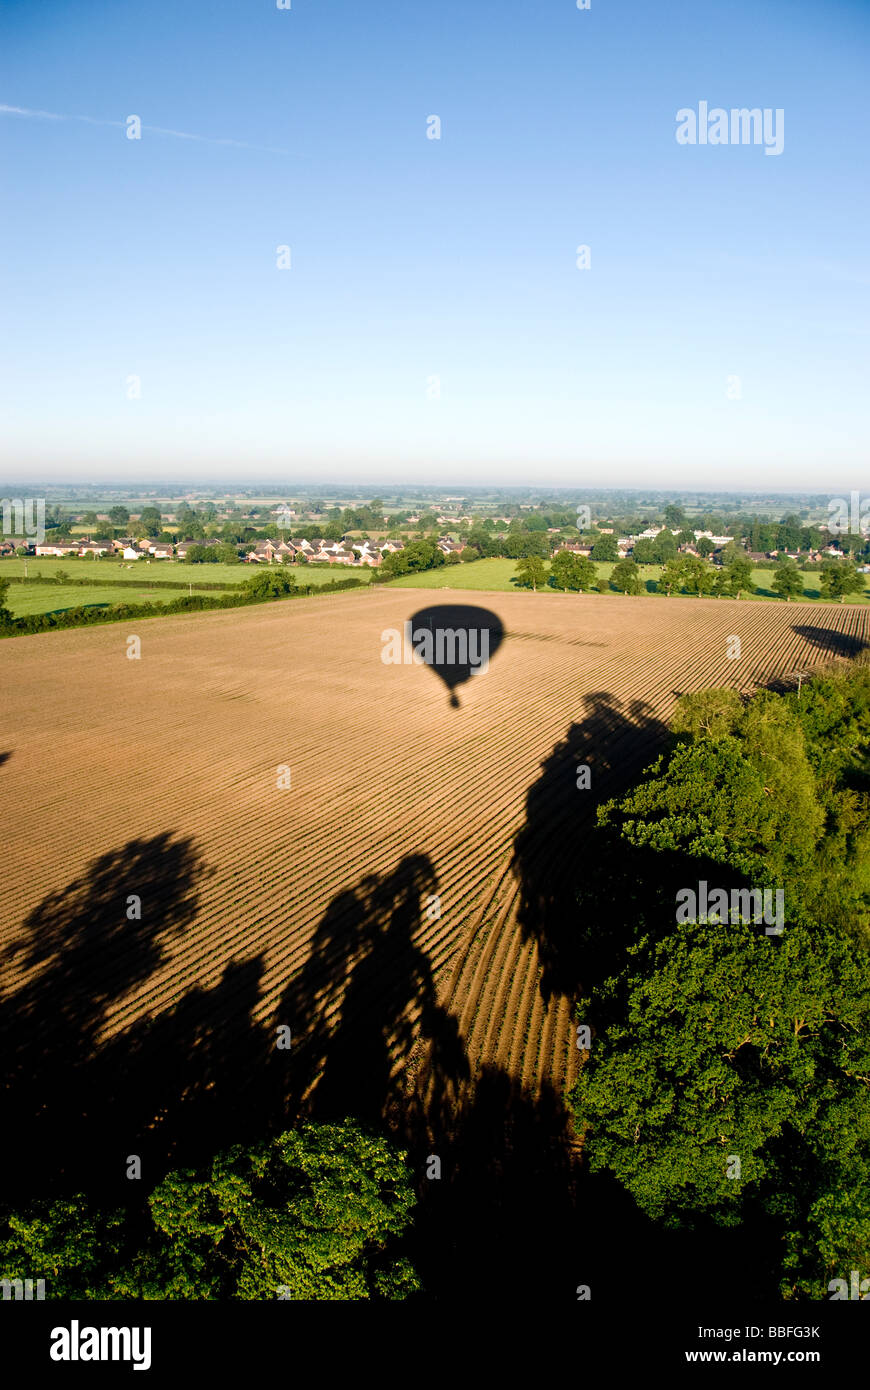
[0,103,288,154]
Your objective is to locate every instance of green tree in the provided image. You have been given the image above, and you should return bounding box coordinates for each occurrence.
[0,576,12,624]
[590,534,618,562]
[183,545,212,564]
[549,551,597,592]
[771,559,804,602]
[681,555,714,597]
[571,918,870,1297]
[108,505,130,527]
[657,557,686,596]
[0,1123,420,1301]
[243,569,297,598]
[0,1198,125,1299]
[138,506,163,538]
[610,559,643,595]
[631,538,656,565]
[570,670,870,1294]
[696,537,715,558]
[652,531,677,564]
[663,503,687,529]
[820,561,865,603]
[670,688,743,740]
[514,556,548,591]
[723,556,755,599]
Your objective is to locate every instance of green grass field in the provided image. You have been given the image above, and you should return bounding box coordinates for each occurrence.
[387,558,869,603]
[0,558,247,586]
[0,557,372,590]
[292,564,372,586]
[7,585,190,618]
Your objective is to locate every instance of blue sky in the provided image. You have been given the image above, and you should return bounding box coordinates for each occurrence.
[1,0,868,489]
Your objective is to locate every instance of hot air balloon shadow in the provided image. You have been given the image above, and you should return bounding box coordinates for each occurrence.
[408,604,505,708]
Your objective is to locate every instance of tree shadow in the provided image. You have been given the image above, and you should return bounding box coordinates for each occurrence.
[280,854,468,1128]
[510,691,671,1001]
[792,624,868,660]
[0,834,273,1203]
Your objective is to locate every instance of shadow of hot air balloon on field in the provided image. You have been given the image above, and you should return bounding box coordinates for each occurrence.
[408,604,504,707]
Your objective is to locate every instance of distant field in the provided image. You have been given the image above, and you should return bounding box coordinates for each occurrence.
[388,558,868,603]
[0,558,246,586]
[0,557,372,589]
[7,585,204,618]
[292,564,372,586]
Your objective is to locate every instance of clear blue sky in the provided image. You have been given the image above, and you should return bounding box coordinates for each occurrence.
[1,0,868,489]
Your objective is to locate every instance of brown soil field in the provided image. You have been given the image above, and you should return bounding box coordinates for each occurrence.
[1,589,866,1290]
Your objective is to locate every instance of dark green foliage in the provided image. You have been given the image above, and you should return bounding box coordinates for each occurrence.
[820,561,865,602]
[380,541,445,577]
[138,506,163,538]
[590,534,618,562]
[243,568,297,598]
[572,668,870,1297]
[771,558,804,600]
[548,551,597,592]
[514,555,548,590]
[610,559,642,595]
[572,920,870,1296]
[0,1123,420,1301]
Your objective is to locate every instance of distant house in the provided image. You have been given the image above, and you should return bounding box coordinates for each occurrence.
[318,540,353,559]
[35,538,79,556]
[694,530,732,546]
[122,545,145,560]
[351,540,383,567]
[273,540,299,562]
[555,542,592,557]
[175,538,221,559]
[77,540,114,557]
[380,540,405,555]
[246,540,277,563]
[437,538,463,556]
[150,544,174,560]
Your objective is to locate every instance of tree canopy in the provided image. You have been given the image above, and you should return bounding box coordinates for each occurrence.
[0,1123,420,1300]
[572,667,870,1297]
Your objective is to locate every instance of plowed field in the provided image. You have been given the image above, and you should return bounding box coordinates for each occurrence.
[1,589,866,1192]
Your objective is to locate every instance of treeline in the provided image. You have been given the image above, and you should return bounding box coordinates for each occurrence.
[571,665,870,1298]
[513,552,865,601]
